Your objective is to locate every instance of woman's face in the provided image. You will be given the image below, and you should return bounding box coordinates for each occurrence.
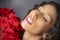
[21,4,57,35]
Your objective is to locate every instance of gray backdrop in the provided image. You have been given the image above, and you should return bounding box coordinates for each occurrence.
[0,0,60,20]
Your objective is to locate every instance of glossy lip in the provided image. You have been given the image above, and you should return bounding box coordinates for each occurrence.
[24,16,33,25]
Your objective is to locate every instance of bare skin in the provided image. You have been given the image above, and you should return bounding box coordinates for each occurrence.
[21,4,57,40]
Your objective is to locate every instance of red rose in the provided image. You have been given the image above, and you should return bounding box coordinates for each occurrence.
[0,8,23,40]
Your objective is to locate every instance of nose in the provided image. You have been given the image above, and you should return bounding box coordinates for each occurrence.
[32,12,37,19]
[37,8,43,16]
[32,9,43,19]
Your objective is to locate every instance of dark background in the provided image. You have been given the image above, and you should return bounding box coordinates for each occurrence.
[0,0,60,20]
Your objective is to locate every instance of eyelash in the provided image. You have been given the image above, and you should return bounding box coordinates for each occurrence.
[43,17,47,22]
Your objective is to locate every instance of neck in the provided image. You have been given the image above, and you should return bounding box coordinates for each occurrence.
[23,31,42,40]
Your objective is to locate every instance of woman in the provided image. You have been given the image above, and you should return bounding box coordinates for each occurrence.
[21,1,60,40]
[0,1,60,40]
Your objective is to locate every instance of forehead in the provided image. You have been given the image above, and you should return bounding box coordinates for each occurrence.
[38,5,57,23]
[38,5,56,16]
[38,5,56,15]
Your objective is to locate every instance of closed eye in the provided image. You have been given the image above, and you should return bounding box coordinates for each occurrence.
[43,17,47,22]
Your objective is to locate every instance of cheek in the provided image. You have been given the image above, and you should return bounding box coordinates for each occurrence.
[29,20,47,34]
[34,19,52,33]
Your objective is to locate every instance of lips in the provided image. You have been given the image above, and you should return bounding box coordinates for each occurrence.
[25,16,33,25]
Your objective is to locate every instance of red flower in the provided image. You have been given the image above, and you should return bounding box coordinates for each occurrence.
[0,8,23,40]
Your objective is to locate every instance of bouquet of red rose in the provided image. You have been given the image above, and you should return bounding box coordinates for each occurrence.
[0,8,23,40]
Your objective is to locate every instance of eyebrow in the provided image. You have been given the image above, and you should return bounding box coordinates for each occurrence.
[36,8,40,13]
[47,14,52,23]
[36,8,52,23]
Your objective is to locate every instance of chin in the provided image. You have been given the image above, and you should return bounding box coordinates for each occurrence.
[21,22,25,29]
[21,22,27,30]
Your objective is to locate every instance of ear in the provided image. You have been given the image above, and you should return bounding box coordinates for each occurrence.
[42,33,48,39]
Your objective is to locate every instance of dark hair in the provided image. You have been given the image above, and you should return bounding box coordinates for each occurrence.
[23,1,60,40]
